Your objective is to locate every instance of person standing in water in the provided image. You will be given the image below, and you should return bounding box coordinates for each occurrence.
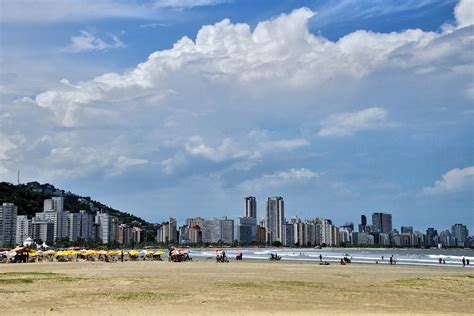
[462,257,466,267]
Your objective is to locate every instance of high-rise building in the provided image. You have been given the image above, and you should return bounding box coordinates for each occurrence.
[16,215,31,245]
[0,203,18,247]
[118,224,132,245]
[372,212,392,233]
[401,226,413,234]
[43,196,64,212]
[132,227,143,243]
[220,217,234,244]
[95,212,118,244]
[31,219,55,243]
[202,218,221,243]
[425,228,438,247]
[359,215,367,232]
[244,196,257,219]
[237,217,257,244]
[266,197,284,244]
[283,223,295,246]
[451,224,469,247]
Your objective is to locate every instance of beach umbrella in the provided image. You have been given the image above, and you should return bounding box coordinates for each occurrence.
[129,250,139,256]
[154,251,165,255]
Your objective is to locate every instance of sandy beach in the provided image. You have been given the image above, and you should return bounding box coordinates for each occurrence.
[0,260,473,315]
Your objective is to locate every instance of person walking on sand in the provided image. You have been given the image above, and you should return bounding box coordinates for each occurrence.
[462,257,466,267]
[389,255,393,265]
[121,251,124,262]
[319,254,322,262]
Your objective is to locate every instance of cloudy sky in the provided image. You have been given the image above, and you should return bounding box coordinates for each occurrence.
[1,0,473,230]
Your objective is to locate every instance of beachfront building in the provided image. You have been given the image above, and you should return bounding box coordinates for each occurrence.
[132,226,143,243]
[359,215,367,233]
[202,218,221,243]
[266,196,284,244]
[372,212,392,234]
[16,215,31,245]
[220,217,234,244]
[118,224,133,245]
[339,227,351,244]
[244,196,257,219]
[451,224,469,247]
[351,232,374,245]
[315,218,332,246]
[185,217,204,243]
[31,219,55,243]
[35,197,69,241]
[425,228,438,247]
[67,210,93,241]
[0,203,18,247]
[95,212,119,244]
[237,217,257,244]
[156,218,178,243]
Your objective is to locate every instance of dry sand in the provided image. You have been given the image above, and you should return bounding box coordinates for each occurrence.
[0,259,473,315]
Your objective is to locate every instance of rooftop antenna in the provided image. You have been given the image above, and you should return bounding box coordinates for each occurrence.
[17,170,20,185]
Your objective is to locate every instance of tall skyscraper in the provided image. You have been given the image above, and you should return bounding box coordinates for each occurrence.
[372,212,392,233]
[202,218,221,243]
[16,215,31,244]
[451,224,469,247]
[220,217,234,244]
[0,203,18,247]
[244,196,257,219]
[359,215,367,232]
[266,196,284,243]
[237,217,257,244]
[425,228,438,247]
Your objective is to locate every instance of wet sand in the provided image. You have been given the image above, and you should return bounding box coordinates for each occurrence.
[0,260,473,315]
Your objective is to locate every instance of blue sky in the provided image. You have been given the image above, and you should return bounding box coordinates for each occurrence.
[0,0,473,231]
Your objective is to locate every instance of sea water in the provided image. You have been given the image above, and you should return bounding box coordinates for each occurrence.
[190,247,474,267]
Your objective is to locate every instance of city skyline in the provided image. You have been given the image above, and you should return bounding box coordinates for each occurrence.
[0,194,471,248]
[1,0,473,229]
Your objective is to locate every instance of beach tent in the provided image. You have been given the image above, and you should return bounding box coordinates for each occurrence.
[154,250,165,255]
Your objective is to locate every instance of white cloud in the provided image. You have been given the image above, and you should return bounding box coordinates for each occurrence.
[32,6,472,127]
[64,31,125,53]
[239,168,319,192]
[318,107,395,137]
[184,134,309,163]
[455,0,474,28]
[423,166,474,194]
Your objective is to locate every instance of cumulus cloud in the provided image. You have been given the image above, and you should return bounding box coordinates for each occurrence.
[32,6,473,127]
[1,2,473,191]
[239,168,319,192]
[455,0,474,28]
[64,31,125,53]
[318,107,395,137]
[423,166,474,194]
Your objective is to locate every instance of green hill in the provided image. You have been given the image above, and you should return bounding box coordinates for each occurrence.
[0,181,151,226]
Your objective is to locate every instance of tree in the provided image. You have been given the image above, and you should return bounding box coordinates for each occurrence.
[271,241,282,247]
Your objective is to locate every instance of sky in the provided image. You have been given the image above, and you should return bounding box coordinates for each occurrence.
[0,0,473,231]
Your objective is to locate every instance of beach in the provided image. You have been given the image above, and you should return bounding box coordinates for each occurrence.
[0,260,473,315]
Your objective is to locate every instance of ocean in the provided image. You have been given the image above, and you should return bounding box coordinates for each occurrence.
[190,247,474,267]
